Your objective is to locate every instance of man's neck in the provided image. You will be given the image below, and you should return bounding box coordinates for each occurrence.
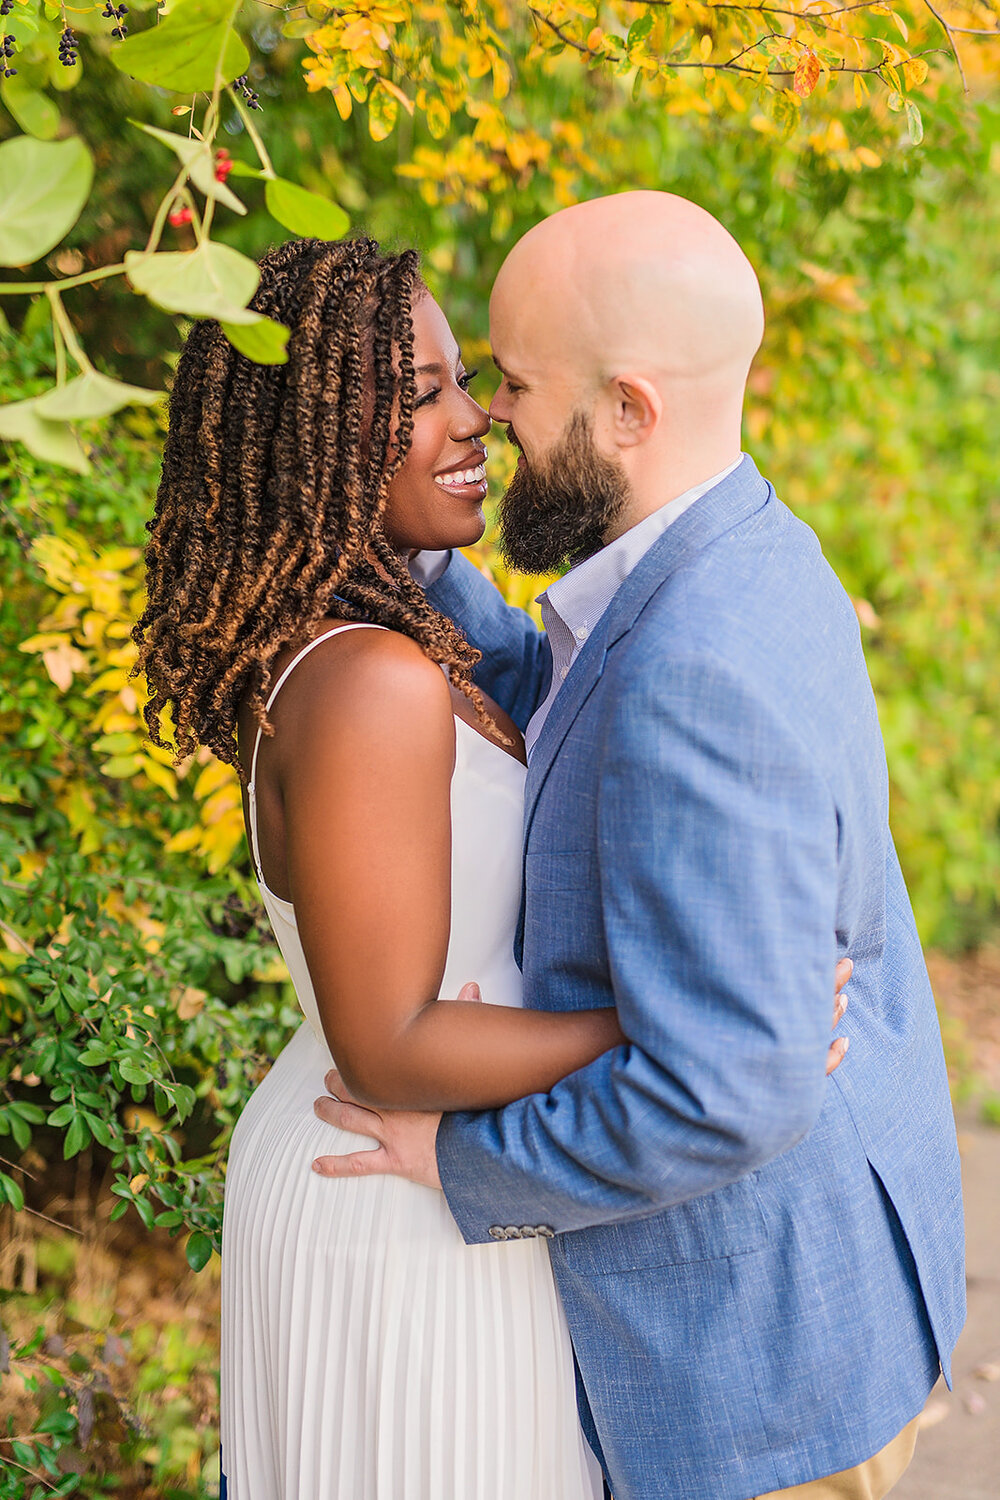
[603,450,744,546]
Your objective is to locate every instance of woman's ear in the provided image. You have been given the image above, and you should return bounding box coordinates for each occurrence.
[607,375,662,449]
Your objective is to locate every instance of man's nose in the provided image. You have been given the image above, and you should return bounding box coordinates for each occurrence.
[488,389,510,423]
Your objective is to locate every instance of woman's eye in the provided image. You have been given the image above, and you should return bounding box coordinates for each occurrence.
[414,388,440,408]
[458,368,480,390]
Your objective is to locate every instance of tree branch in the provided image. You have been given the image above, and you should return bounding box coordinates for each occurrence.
[919,0,969,88]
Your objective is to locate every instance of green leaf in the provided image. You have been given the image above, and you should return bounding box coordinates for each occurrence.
[124,241,261,323]
[905,101,923,146]
[34,371,164,422]
[0,397,90,473]
[627,11,654,47]
[227,160,267,179]
[34,1411,78,1437]
[113,0,250,94]
[220,316,290,365]
[264,177,350,240]
[63,1114,89,1158]
[133,120,246,215]
[0,1172,25,1211]
[185,1230,213,1271]
[118,1059,151,1085]
[1,78,60,141]
[0,135,94,267]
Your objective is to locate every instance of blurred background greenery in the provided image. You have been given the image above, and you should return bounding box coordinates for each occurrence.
[1,2,998,1492]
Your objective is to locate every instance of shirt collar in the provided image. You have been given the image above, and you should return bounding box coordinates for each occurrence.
[538,456,745,642]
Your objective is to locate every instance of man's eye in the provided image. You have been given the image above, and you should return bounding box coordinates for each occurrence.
[504,378,522,396]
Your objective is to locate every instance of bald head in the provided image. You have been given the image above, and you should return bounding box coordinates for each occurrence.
[488,192,764,531]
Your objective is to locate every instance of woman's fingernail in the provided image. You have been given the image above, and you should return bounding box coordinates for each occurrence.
[840,1036,850,1052]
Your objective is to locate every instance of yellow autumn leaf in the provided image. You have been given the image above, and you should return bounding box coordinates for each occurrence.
[194,758,238,801]
[42,642,89,693]
[165,826,204,854]
[903,57,928,88]
[175,986,207,1019]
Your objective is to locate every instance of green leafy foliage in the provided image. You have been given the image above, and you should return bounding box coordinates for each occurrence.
[112,0,249,94]
[0,136,93,266]
[263,176,350,239]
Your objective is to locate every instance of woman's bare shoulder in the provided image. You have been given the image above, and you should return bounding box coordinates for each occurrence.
[264,624,454,765]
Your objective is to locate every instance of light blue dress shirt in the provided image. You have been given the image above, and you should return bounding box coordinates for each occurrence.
[524,457,743,755]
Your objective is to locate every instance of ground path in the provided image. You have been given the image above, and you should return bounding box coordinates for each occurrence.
[894,1114,1000,1500]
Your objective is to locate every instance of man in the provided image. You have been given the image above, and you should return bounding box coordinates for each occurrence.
[313,192,965,1500]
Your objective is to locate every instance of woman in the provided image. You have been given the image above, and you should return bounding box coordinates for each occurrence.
[137,236,617,1500]
[135,237,848,1499]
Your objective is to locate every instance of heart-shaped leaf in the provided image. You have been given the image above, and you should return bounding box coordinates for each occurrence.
[124,241,260,322]
[113,0,249,93]
[0,397,91,473]
[0,135,94,267]
[35,371,164,421]
[134,121,246,214]
[264,177,350,239]
[220,316,290,365]
[1,78,60,140]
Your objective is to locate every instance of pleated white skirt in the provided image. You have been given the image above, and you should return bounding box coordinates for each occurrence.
[219,1021,604,1500]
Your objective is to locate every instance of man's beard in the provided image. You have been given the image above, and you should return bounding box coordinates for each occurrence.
[496,409,631,575]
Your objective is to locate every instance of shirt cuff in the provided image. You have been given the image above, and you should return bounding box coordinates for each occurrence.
[407,549,452,588]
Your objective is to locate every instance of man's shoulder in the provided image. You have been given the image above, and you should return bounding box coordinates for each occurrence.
[623,494,856,665]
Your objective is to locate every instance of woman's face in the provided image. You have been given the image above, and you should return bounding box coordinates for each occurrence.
[382,292,492,555]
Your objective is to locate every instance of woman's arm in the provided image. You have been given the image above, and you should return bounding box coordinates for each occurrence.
[272,629,624,1112]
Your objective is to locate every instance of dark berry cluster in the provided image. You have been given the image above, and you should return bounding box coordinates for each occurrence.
[101,1,128,40]
[0,0,14,17]
[1,32,15,79]
[57,25,78,66]
[233,74,261,111]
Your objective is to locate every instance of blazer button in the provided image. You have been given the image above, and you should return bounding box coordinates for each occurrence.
[519,1226,537,1238]
[488,1226,505,1240]
[504,1226,522,1240]
[537,1226,554,1238]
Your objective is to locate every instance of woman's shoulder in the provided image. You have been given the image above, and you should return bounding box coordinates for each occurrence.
[263,620,453,750]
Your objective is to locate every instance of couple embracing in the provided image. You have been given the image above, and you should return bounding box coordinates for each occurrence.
[136,192,965,1500]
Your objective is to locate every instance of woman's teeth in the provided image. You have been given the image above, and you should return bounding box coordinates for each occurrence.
[434,464,486,489]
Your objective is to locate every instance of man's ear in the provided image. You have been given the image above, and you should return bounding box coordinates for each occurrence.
[607,375,662,448]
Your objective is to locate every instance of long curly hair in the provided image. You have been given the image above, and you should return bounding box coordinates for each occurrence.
[133,237,487,771]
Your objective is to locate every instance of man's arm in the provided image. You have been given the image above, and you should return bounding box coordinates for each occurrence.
[434,648,840,1239]
[422,550,552,731]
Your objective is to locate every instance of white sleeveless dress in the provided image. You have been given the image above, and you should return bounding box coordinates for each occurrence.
[219,625,603,1500]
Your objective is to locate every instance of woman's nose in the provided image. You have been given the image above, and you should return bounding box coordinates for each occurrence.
[452,396,491,441]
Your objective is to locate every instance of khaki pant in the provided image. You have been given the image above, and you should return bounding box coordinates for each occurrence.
[754,1416,920,1500]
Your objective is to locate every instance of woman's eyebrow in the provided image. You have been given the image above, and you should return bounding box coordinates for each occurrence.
[414,357,466,375]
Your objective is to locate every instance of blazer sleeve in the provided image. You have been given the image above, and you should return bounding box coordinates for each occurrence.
[426,551,552,731]
[436,648,840,1240]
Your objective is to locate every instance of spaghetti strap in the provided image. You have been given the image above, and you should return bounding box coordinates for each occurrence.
[247,623,387,890]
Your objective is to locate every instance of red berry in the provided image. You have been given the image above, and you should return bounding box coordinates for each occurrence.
[169,206,193,227]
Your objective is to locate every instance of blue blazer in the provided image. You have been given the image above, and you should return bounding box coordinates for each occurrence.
[431,459,965,1500]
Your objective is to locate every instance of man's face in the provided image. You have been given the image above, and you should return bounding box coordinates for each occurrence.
[495,406,630,575]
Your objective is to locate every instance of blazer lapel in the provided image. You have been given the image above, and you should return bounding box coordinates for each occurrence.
[522,456,772,851]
